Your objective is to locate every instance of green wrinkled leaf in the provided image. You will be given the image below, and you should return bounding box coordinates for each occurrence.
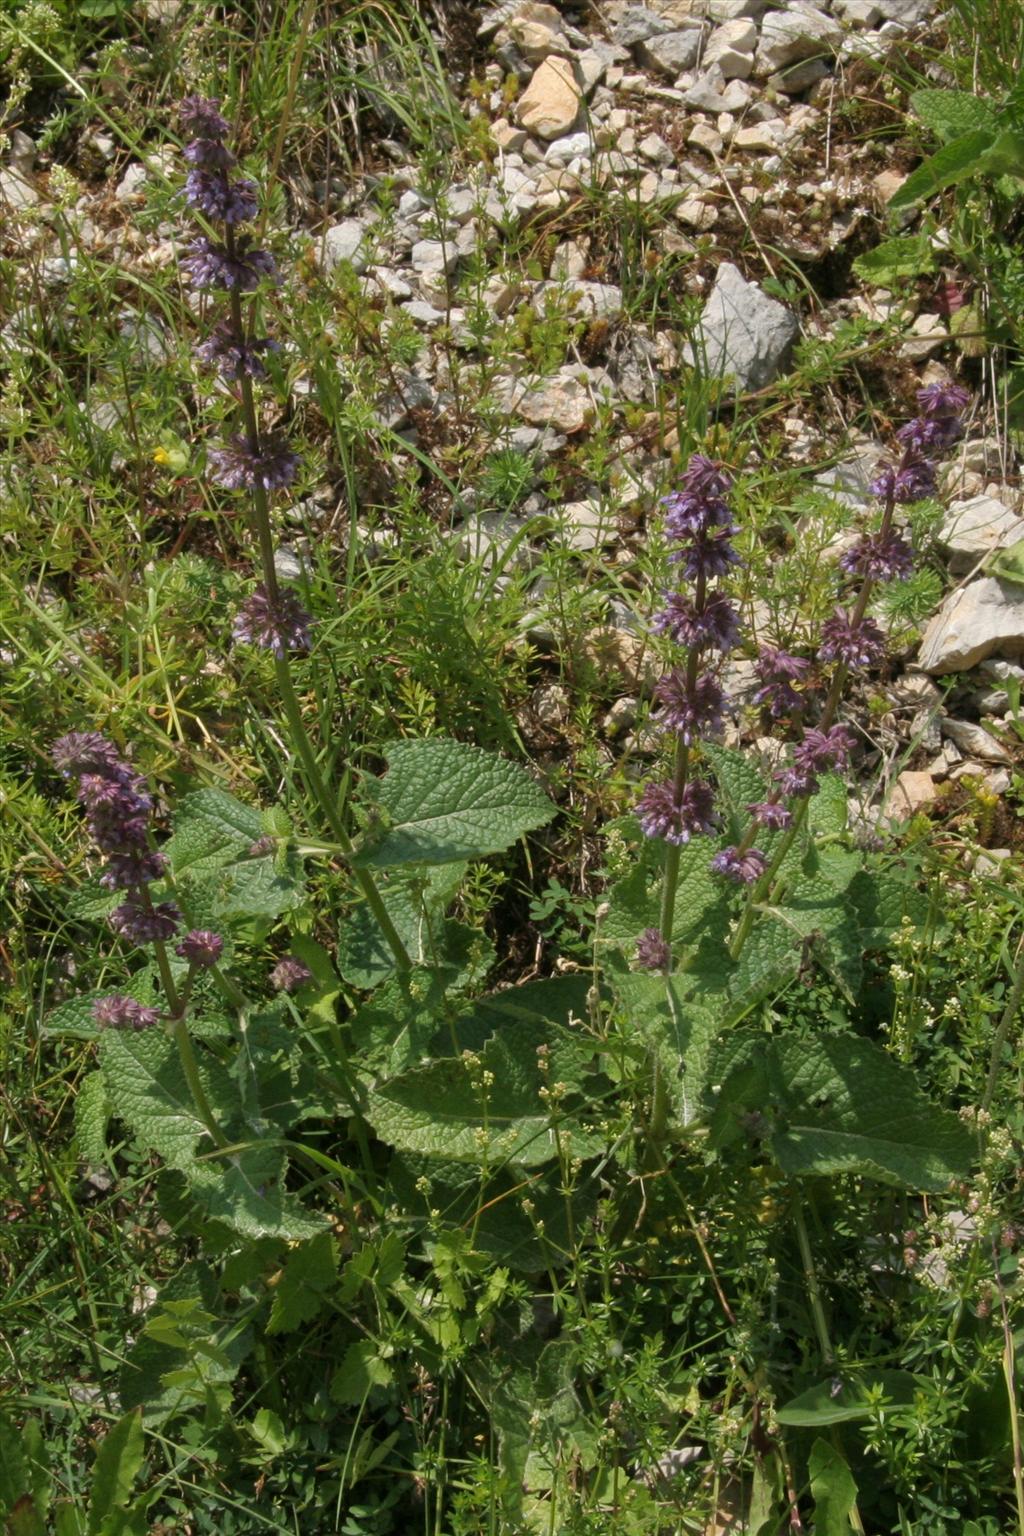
[777,1371,919,1426]
[166,789,304,920]
[100,1028,237,1170]
[353,739,556,867]
[910,88,1000,142]
[338,862,466,986]
[267,1231,339,1334]
[888,128,997,209]
[367,978,603,1166]
[188,1144,326,1241]
[613,973,719,1126]
[68,879,119,922]
[712,1035,974,1189]
[852,234,935,289]
[86,1410,143,1535]
[74,1071,110,1164]
[809,1438,858,1536]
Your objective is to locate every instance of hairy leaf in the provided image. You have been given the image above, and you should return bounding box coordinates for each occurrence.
[267,1232,339,1334]
[852,235,935,289]
[338,862,466,986]
[888,129,997,209]
[188,1145,326,1241]
[910,87,1000,142]
[100,1029,237,1169]
[87,1411,144,1536]
[353,739,556,867]
[777,1371,919,1426]
[74,1071,111,1164]
[166,789,304,920]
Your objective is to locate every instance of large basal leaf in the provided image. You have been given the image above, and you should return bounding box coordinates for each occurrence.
[337,862,467,987]
[187,1144,326,1241]
[352,739,556,867]
[367,978,603,1166]
[703,743,767,827]
[712,1034,973,1190]
[808,1438,859,1536]
[100,1028,238,1170]
[166,789,304,920]
[86,1410,143,1536]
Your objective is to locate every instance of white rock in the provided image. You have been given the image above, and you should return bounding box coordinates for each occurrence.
[940,495,1024,572]
[689,120,725,154]
[917,577,1024,673]
[836,0,883,25]
[559,499,616,551]
[940,718,1011,763]
[411,238,458,274]
[322,219,370,273]
[638,131,674,165]
[517,57,582,140]
[492,118,528,152]
[709,0,768,16]
[890,770,939,818]
[533,278,623,320]
[545,130,593,164]
[0,167,39,211]
[506,3,571,63]
[754,8,842,74]
[685,261,799,391]
[900,311,948,360]
[734,121,782,150]
[704,18,758,78]
[675,194,718,229]
[508,366,608,433]
[614,6,674,46]
[639,28,705,75]
[551,238,589,278]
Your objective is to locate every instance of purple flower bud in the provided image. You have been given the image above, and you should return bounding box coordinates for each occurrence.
[711,846,768,884]
[819,611,886,669]
[838,531,914,581]
[110,900,181,945]
[652,592,740,652]
[671,528,740,581]
[653,670,725,743]
[635,927,671,971]
[636,777,717,844]
[753,646,811,717]
[184,168,258,224]
[916,382,969,419]
[679,453,732,498]
[100,849,169,890]
[792,723,857,775]
[747,799,793,830]
[92,995,162,1030]
[247,834,277,857]
[208,434,299,492]
[775,764,818,799]
[233,584,313,658]
[175,929,224,969]
[195,322,281,381]
[270,955,312,992]
[181,236,277,292]
[183,137,237,170]
[179,96,230,140]
[895,416,963,455]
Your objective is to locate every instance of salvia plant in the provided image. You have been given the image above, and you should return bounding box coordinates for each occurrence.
[39,94,1016,1533]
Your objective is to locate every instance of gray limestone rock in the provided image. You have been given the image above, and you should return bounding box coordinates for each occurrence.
[638,28,705,75]
[684,261,799,392]
[940,495,1024,574]
[321,219,370,273]
[917,577,1024,673]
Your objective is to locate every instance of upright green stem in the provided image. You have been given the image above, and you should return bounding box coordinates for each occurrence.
[169,1010,229,1150]
[658,735,690,944]
[224,273,412,973]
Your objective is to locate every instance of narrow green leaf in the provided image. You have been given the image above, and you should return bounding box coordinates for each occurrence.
[86,1410,143,1535]
[809,1439,858,1536]
[777,1371,919,1426]
[267,1232,339,1335]
[888,129,996,209]
[353,739,556,867]
[6,1497,45,1536]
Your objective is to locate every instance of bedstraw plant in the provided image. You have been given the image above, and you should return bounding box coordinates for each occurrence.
[16,92,1021,1536]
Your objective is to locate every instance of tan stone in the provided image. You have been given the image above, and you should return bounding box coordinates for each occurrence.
[890,771,939,819]
[516,57,582,141]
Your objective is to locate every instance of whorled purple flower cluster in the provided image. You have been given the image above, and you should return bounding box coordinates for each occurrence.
[176,929,225,969]
[92,995,162,1031]
[634,927,671,971]
[636,778,717,845]
[233,584,312,658]
[52,733,181,946]
[753,646,811,719]
[208,434,299,493]
[270,954,312,992]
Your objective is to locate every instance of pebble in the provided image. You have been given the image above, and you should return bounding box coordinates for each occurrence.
[517,57,582,140]
[684,261,799,391]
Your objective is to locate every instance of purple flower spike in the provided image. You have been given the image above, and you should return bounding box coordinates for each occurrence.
[839,531,914,582]
[895,416,963,456]
[672,528,740,581]
[754,646,810,717]
[635,927,671,972]
[179,96,230,140]
[747,799,793,830]
[870,456,937,504]
[195,323,280,381]
[93,995,162,1031]
[100,849,168,890]
[176,929,224,969]
[636,778,717,845]
[271,955,312,992]
[208,434,299,493]
[653,670,725,743]
[819,611,886,669]
[711,846,768,884]
[184,168,258,224]
[182,236,277,292]
[233,585,313,658]
[183,137,236,171]
[775,764,819,799]
[793,724,857,775]
[680,453,732,498]
[110,900,181,945]
[52,732,127,780]
[662,491,732,540]
[653,591,740,652]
